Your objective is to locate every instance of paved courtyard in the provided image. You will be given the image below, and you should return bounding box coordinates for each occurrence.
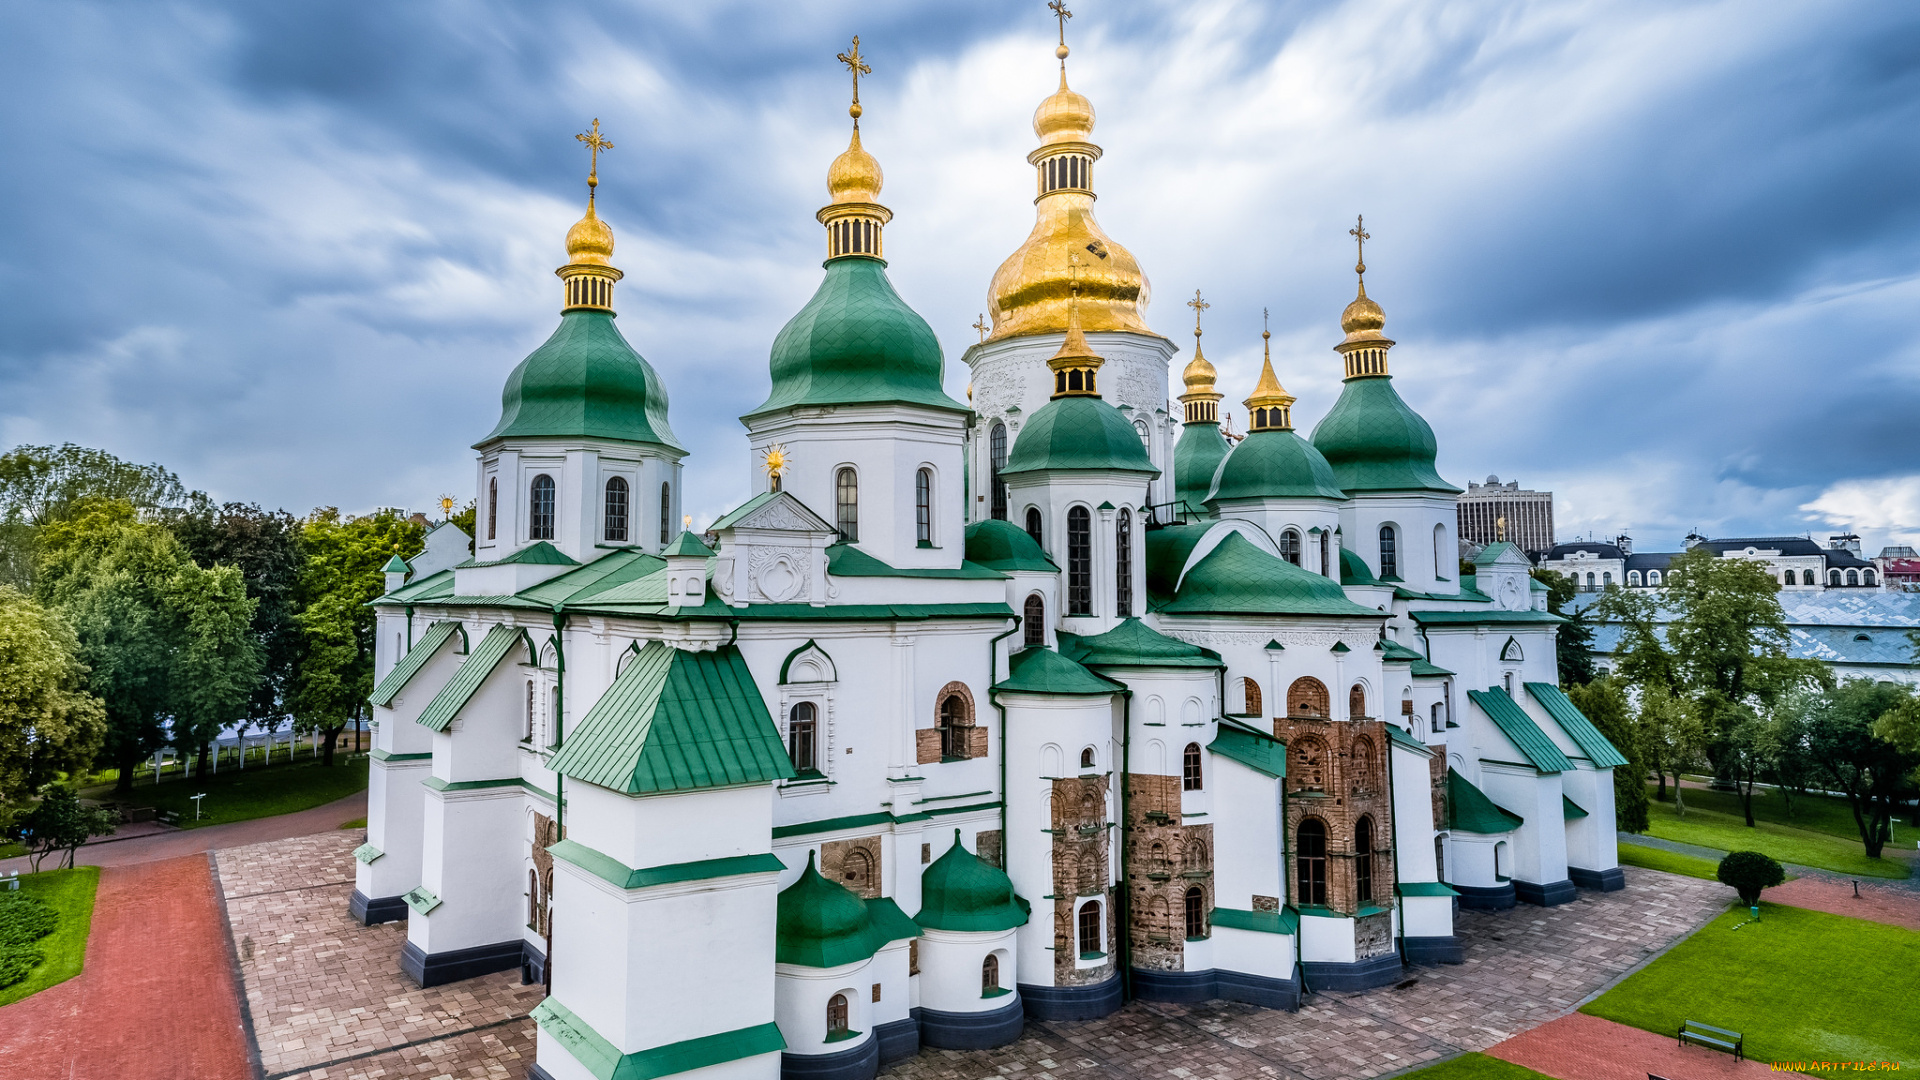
[215,831,1733,1080]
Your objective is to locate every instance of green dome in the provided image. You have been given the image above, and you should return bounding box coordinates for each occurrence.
[1002,395,1159,477]
[775,852,880,968]
[1205,429,1346,504]
[1158,531,1379,617]
[1309,376,1459,495]
[964,519,1057,572]
[915,830,1031,932]
[480,310,681,449]
[748,256,965,419]
[1173,422,1230,510]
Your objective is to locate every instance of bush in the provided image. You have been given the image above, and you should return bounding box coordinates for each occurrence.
[0,893,57,990]
[1717,850,1785,905]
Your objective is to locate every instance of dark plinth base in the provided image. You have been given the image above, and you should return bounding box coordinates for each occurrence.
[914,995,1024,1050]
[1569,865,1627,892]
[1127,966,1300,1010]
[1018,975,1122,1021]
[1514,878,1578,907]
[400,938,525,988]
[1453,882,1516,911]
[1302,952,1404,993]
[350,889,408,926]
[1402,935,1465,965]
[874,1016,921,1063]
[528,1065,557,1080]
[781,1035,879,1080]
[1130,966,1216,1004]
[1217,969,1301,1011]
[520,940,547,986]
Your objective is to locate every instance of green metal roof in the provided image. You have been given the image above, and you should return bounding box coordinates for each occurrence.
[1205,429,1346,504]
[775,851,919,967]
[1411,658,1456,678]
[479,309,682,450]
[1156,532,1382,618]
[381,554,410,574]
[521,548,668,606]
[1466,687,1573,773]
[1173,421,1231,510]
[663,530,713,558]
[1563,794,1589,819]
[371,620,464,707]
[1447,768,1524,833]
[1308,374,1460,495]
[1412,610,1565,626]
[380,567,455,604]
[963,518,1058,573]
[1144,524,1210,598]
[825,544,1004,579]
[915,829,1031,932]
[548,641,794,794]
[1058,618,1220,669]
[1396,881,1459,898]
[748,256,965,419]
[994,647,1123,696]
[1208,720,1287,778]
[1211,905,1298,935]
[1385,723,1432,757]
[417,623,530,732]
[1339,547,1380,586]
[1473,541,1524,566]
[1525,682,1631,768]
[1378,639,1425,663]
[710,491,780,531]
[1002,394,1159,477]
[458,540,579,569]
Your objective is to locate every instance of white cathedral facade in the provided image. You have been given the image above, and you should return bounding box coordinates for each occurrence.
[356,31,1624,1080]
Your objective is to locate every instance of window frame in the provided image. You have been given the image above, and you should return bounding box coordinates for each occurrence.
[603,475,629,543]
[1115,508,1133,617]
[1181,743,1203,791]
[1183,886,1207,940]
[787,701,819,775]
[1279,529,1301,566]
[1024,506,1044,548]
[1296,818,1328,907]
[529,473,556,541]
[989,423,1009,521]
[1022,593,1046,648]
[834,466,859,542]
[915,467,933,546]
[1378,524,1398,579]
[660,481,672,545]
[1355,816,1375,904]
[1076,901,1102,958]
[1067,505,1092,615]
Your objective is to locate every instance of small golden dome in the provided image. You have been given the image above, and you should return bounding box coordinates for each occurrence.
[1033,71,1095,147]
[1340,282,1387,345]
[827,127,883,205]
[564,201,614,267]
[1181,345,1217,394]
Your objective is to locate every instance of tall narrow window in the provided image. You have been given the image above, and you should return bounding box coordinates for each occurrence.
[1349,684,1367,719]
[982,954,1000,993]
[990,423,1009,521]
[915,468,933,545]
[660,482,672,544]
[1067,506,1092,615]
[835,467,858,542]
[529,474,556,540]
[1378,525,1397,579]
[1184,887,1206,939]
[1077,902,1101,956]
[826,994,849,1037]
[528,868,540,929]
[1023,594,1046,647]
[1296,819,1328,906]
[1242,677,1262,716]
[487,477,498,540]
[1355,816,1375,904]
[939,693,971,759]
[1025,507,1044,547]
[1320,533,1330,577]
[1434,523,1446,576]
[788,702,817,774]
[603,477,628,542]
[1182,743,1203,790]
[1800,569,1813,586]
[525,681,535,741]
[1280,529,1301,565]
[1115,509,1133,616]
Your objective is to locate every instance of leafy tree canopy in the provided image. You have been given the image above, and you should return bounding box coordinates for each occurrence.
[291,509,423,764]
[0,587,106,806]
[1532,567,1595,687]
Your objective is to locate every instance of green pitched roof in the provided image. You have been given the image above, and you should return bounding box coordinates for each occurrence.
[1385,723,1433,757]
[775,852,919,967]
[995,647,1123,696]
[1339,547,1380,586]
[417,623,529,732]
[749,256,964,419]
[1448,768,1524,833]
[915,830,1031,932]
[1058,618,1220,669]
[1466,687,1573,773]
[1144,524,1211,598]
[1525,682,1631,768]
[1156,532,1382,617]
[1208,720,1287,778]
[825,544,1004,579]
[549,642,794,794]
[1173,421,1231,510]
[1002,394,1159,477]
[1205,429,1346,504]
[1378,639,1425,663]
[1473,541,1524,565]
[1563,794,1589,819]
[382,554,411,573]
[380,568,455,604]
[1411,610,1564,626]
[480,309,682,450]
[371,620,464,707]
[458,540,578,568]
[1309,374,1460,495]
[522,548,668,606]
[963,518,1058,572]
[663,530,713,558]
[1411,657,1456,678]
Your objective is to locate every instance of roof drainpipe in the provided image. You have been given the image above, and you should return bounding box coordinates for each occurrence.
[1385,724,1406,967]
[548,606,568,993]
[987,616,1021,848]
[1118,687,1134,1004]
[405,606,415,650]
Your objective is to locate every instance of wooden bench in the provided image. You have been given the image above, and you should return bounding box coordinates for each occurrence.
[1678,1020,1743,1060]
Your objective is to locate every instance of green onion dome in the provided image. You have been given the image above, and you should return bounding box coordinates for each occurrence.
[479,310,680,449]
[964,518,1057,572]
[1173,422,1230,510]
[914,830,1031,932]
[1205,428,1346,504]
[1002,395,1158,477]
[775,852,881,968]
[747,256,965,420]
[1308,377,1459,495]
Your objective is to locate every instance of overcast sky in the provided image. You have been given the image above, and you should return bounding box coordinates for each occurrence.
[3,1,1917,554]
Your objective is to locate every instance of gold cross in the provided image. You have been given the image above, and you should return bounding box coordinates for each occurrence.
[1187,289,1209,337]
[576,119,613,191]
[1049,1,1073,46]
[838,36,870,120]
[972,314,989,342]
[1349,214,1370,278]
[1262,307,1271,339]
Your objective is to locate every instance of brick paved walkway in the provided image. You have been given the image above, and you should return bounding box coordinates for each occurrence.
[216,831,542,1080]
[1486,1011,1769,1079]
[0,788,367,875]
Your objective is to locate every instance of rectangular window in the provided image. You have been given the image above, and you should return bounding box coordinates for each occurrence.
[916,469,932,545]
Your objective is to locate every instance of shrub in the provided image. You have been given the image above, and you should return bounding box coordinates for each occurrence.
[1717,850,1785,905]
[0,946,41,988]
[0,894,58,946]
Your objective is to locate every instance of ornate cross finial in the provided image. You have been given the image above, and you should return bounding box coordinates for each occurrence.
[1187,289,1209,338]
[1262,306,1271,343]
[1049,1,1073,63]
[1349,214,1370,280]
[576,119,613,194]
[972,314,989,342]
[838,36,871,123]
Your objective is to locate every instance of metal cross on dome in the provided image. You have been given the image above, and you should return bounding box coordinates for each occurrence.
[838,36,870,119]
[576,119,613,191]
[1050,1,1073,46]
[972,314,989,342]
[1187,289,1209,337]
[1350,214,1370,279]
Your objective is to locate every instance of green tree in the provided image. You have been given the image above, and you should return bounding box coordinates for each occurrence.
[13,786,117,872]
[1642,684,1706,814]
[292,509,423,765]
[1760,689,1821,823]
[0,587,107,806]
[1532,567,1595,687]
[167,563,262,777]
[0,444,194,591]
[1716,850,1785,906]
[1809,678,1920,859]
[167,501,304,733]
[1568,676,1648,832]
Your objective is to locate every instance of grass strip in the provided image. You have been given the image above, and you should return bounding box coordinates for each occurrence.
[0,866,99,1008]
[1617,843,1727,881]
[1395,1052,1555,1079]
[1642,798,1909,879]
[99,758,367,830]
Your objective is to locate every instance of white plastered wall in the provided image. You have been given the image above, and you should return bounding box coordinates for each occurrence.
[916,927,1017,1015]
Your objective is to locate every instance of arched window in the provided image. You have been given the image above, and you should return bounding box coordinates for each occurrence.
[1430,701,1443,736]
[1628,570,1641,586]
[1067,506,1092,615]
[1348,683,1367,719]
[1080,746,1096,769]
[1830,568,1842,586]
[529,474,556,540]
[1865,568,1878,587]
[788,702,817,774]
[1504,671,1515,695]
[1077,901,1101,956]
[1602,571,1613,588]
[1243,676,1262,717]
[834,467,858,542]
[1291,736,1327,791]
[1134,419,1150,451]
[1802,569,1815,586]
[1023,593,1046,647]
[1296,819,1328,906]
[826,993,849,1037]
[1183,887,1206,939]
[487,476,498,540]
[1182,743,1203,790]
[1116,509,1133,616]
[525,681,536,741]
[1585,572,1596,591]
[1025,506,1043,547]
[1781,570,1794,586]
[939,690,974,760]
[990,423,1009,521]
[603,477,629,542]
[915,468,933,545]
[1351,737,1376,793]
[660,482,672,544]
[982,954,1000,993]
[1378,525,1398,579]
[1321,532,1333,577]
[1649,570,1662,586]
[1847,569,1860,586]
[1288,677,1330,718]
[1279,529,1301,565]
[1355,816,1375,904]
[1433,523,1446,577]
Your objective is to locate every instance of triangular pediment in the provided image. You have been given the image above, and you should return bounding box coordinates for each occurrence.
[712,490,836,536]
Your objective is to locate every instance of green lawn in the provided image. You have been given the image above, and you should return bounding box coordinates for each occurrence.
[0,866,99,1008]
[1653,782,1901,845]
[103,758,367,829]
[1642,797,1909,879]
[1583,904,1919,1076]
[1617,843,1727,881]
[1394,1053,1553,1080]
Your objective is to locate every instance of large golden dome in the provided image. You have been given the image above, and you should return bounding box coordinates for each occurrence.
[1033,71,1095,146]
[1181,344,1216,395]
[1340,283,1387,344]
[564,201,614,267]
[826,127,883,206]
